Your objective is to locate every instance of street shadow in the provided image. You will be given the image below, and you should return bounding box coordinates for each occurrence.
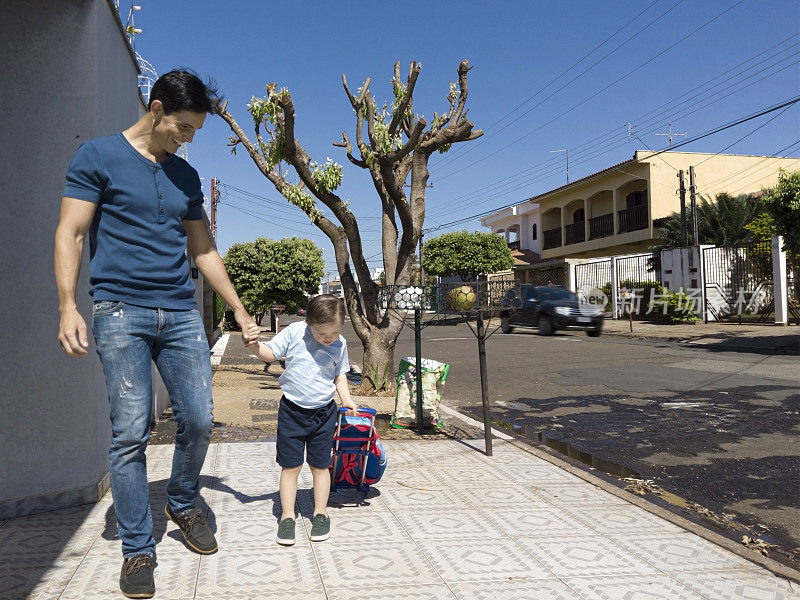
[685,332,799,356]
[467,385,800,556]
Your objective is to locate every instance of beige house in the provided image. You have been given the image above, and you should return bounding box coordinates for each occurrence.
[482,151,799,261]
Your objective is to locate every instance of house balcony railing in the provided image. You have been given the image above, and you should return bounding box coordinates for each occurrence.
[618,204,648,233]
[543,227,562,250]
[564,221,586,245]
[589,213,613,239]
[507,240,520,250]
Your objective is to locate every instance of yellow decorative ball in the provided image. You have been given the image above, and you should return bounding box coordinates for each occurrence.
[448,285,477,311]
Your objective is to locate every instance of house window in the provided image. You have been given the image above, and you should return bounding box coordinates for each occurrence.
[626,190,647,209]
[573,208,585,223]
[531,223,537,240]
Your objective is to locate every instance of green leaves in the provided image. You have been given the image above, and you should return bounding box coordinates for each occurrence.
[373,119,402,154]
[656,191,766,248]
[246,90,288,170]
[311,158,343,193]
[762,169,800,257]
[422,230,514,281]
[223,237,325,316]
[281,185,320,222]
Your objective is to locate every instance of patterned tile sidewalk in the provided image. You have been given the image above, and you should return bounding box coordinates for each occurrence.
[2,437,799,599]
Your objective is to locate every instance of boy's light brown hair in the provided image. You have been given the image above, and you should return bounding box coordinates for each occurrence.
[305,294,346,325]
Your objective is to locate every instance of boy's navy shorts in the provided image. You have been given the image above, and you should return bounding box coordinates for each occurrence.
[276,396,337,469]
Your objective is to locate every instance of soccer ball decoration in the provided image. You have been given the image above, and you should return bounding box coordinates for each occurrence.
[393,286,424,309]
[448,285,477,311]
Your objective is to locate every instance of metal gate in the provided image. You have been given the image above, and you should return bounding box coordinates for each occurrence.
[529,265,567,287]
[616,252,661,286]
[702,241,773,323]
[787,254,800,324]
[575,260,611,294]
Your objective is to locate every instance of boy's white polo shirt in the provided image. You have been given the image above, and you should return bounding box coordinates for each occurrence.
[264,321,350,409]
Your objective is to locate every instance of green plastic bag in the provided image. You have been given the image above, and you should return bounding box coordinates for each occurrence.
[391,357,450,429]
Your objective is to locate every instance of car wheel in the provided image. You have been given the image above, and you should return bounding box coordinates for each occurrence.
[586,328,602,337]
[537,315,553,336]
[500,317,513,334]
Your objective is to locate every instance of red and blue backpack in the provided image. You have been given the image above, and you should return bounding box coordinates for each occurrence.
[330,408,387,492]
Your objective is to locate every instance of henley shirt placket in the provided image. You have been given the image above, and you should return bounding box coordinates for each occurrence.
[153,166,166,224]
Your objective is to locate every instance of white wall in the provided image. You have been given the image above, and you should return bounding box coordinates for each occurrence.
[0,0,142,517]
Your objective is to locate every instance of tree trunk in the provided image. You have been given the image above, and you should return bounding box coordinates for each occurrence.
[357,325,400,394]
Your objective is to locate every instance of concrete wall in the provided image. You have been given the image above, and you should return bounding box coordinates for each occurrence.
[0,0,141,517]
[646,151,800,219]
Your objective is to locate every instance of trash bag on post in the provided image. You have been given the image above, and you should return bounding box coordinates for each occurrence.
[391,357,450,429]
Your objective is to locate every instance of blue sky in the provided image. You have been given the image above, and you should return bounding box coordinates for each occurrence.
[130,0,799,275]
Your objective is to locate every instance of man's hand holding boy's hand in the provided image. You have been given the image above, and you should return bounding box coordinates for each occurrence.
[242,321,260,347]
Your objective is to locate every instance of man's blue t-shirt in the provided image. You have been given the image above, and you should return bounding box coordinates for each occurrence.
[265,321,350,409]
[63,133,204,309]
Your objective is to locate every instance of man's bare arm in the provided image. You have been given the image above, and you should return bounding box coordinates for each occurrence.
[54,197,97,356]
[184,217,256,341]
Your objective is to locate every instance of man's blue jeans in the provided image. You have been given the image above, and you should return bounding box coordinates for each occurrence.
[92,301,213,558]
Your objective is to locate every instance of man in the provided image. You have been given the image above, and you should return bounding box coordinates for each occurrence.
[54,70,255,599]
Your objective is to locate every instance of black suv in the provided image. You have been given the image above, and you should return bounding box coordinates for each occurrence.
[500,285,603,336]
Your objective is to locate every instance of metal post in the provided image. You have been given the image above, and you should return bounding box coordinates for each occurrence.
[476,312,493,456]
[210,178,218,240]
[689,166,699,248]
[414,307,424,435]
[610,257,619,320]
[678,170,687,248]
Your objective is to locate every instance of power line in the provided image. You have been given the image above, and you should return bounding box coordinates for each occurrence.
[427,55,797,218]
[435,0,748,182]
[425,96,800,232]
[433,0,671,169]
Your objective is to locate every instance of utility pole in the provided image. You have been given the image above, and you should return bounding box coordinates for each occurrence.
[655,122,687,148]
[210,178,220,240]
[550,149,569,183]
[678,170,688,248]
[689,166,699,247]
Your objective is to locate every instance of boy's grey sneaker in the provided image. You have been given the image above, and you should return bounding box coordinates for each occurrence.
[119,554,155,599]
[164,505,218,554]
[276,517,296,546]
[310,513,331,542]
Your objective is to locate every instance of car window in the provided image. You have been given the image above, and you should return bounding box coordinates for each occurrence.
[536,287,577,302]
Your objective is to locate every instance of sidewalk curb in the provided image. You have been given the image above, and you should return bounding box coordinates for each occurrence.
[441,402,800,583]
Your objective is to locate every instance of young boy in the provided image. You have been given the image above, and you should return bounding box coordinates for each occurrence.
[245,294,358,545]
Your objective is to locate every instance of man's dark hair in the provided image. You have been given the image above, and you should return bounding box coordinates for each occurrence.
[148,69,221,115]
[305,295,346,325]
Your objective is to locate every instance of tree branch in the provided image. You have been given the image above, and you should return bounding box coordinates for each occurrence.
[333,131,367,168]
[275,95,377,311]
[217,100,275,180]
[448,59,472,127]
[388,61,420,136]
[386,117,426,163]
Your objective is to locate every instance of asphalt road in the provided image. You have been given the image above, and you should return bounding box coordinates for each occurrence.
[289,314,800,562]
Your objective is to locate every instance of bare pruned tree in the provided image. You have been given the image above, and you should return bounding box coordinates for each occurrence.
[218,60,482,392]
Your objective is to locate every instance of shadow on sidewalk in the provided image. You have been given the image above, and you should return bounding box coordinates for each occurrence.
[0,476,285,598]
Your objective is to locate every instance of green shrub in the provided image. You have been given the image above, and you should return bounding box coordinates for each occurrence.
[618,280,664,318]
[660,291,701,323]
[213,293,226,328]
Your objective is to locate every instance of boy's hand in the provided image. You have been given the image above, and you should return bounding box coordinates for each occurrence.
[243,321,260,347]
[341,398,359,416]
